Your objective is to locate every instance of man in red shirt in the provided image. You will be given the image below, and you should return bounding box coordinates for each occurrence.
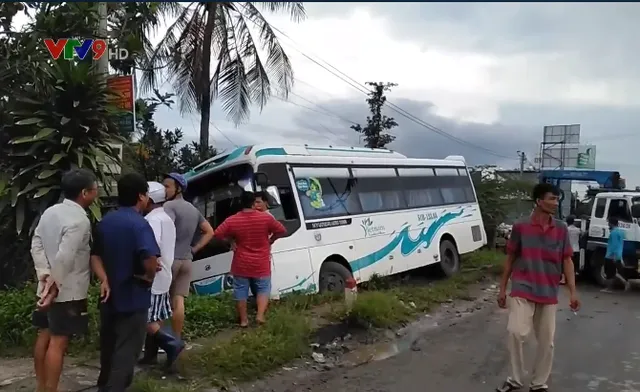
[214,191,286,327]
[496,183,580,392]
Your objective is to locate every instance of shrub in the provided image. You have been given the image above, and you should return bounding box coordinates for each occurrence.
[181,307,312,386]
[344,291,415,329]
[0,283,38,354]
[0,284,242,355]
[182,293,236,340]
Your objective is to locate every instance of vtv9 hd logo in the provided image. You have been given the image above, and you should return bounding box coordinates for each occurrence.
[43,38,129,61]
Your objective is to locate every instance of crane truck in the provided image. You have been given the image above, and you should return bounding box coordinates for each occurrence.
[540,170,640,286]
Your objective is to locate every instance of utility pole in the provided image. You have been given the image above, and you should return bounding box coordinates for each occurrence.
[517,150,526,178]
[516,150,526,217]
[97,2,109,76]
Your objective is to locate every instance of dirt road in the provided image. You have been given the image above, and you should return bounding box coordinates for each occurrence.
[253,285,640,392]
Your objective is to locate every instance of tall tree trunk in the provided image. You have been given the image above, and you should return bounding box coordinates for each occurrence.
[199,3,216,156]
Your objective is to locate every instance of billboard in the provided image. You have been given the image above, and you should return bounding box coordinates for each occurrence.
[540,144,596,170]
[107,75,135,135]
[542,124,580,144]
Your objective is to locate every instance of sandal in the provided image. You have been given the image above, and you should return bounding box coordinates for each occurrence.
[496,381,521,392]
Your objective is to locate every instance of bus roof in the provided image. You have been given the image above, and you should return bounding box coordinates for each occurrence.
[185,144,467,180]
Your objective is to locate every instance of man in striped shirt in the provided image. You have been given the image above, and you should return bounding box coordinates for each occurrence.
[496,183,580,392]
[214,191,287,327]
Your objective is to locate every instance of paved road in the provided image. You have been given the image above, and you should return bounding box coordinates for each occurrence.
[260,285,640,392]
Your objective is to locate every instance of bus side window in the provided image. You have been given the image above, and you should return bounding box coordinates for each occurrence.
[350,167,406,213]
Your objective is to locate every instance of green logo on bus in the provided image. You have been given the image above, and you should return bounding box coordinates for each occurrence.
[361,218,386,237]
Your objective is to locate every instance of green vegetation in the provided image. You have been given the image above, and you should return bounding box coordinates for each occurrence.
[341,249,502,329]
[351,82,398,149]
[470,166,532,247]
[0,250,503,390]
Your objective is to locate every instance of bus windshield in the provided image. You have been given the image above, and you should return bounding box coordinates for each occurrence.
[186,163,253,228]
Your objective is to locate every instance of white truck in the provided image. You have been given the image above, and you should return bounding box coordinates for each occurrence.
[578,190,640,286]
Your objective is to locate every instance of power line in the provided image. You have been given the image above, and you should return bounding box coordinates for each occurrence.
[273,95,348,124]
[253,16,518,160]
[210,121,239,147]
[289,91,359,126]
[271,96,350,142]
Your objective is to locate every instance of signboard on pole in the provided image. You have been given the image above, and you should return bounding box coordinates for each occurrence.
[540,144,596,169]
[107,75,134,136]
[542,124,580,144]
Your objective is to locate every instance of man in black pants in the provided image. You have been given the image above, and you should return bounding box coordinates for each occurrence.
[92,173,161,391]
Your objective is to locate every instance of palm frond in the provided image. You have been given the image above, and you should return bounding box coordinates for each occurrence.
[209,2,231,102]
[147,1,304,126]
[216,7,251,124]
[170,4,209,115]
[253,2,306,23]
[231,6,271,111]
[240,2,295,99]
[138,3,194,95]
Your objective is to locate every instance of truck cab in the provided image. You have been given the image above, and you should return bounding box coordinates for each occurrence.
[582,192,640,285]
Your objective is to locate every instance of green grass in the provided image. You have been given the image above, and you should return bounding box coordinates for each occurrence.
[130,377,200,392]
[179,307,312,386]
[338,249,503,329]
[0,287,240,356]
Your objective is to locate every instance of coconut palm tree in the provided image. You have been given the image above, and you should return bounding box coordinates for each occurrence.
[140,2,305,154]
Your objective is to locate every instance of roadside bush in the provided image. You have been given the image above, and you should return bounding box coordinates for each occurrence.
[0,284,103,356]
[463,249,504,275]
[344,291,415,329]
[0,284,243,355]
[0,283,38,354]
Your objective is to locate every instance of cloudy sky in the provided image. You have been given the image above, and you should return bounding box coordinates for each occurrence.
[17,3,640,186]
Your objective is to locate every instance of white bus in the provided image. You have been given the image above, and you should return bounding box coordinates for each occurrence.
[184,144,487,297]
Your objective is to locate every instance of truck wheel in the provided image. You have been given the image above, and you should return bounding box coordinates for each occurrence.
[319,261,353,294]
[438,240,460,277]
[590,253,611,287]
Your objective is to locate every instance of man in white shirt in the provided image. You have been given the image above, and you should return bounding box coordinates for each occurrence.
[31,169,103,392]
[563,216,582,284]
[139,181,185,370]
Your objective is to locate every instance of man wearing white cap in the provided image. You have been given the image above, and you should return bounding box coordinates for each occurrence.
[138,181,185,370]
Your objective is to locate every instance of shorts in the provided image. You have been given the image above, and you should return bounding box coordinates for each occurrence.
[605,258,622,279]
[233,276,271,301]
[32,299,89,337]
[148,292,173,323]
[170,259,192,297]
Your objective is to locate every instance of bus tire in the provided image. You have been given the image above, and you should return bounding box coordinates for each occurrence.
[438,239,460,277]
[319,261,353,294]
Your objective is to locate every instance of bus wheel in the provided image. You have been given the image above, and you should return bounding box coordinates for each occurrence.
[319,261,353,294]
[439,240,460,277]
